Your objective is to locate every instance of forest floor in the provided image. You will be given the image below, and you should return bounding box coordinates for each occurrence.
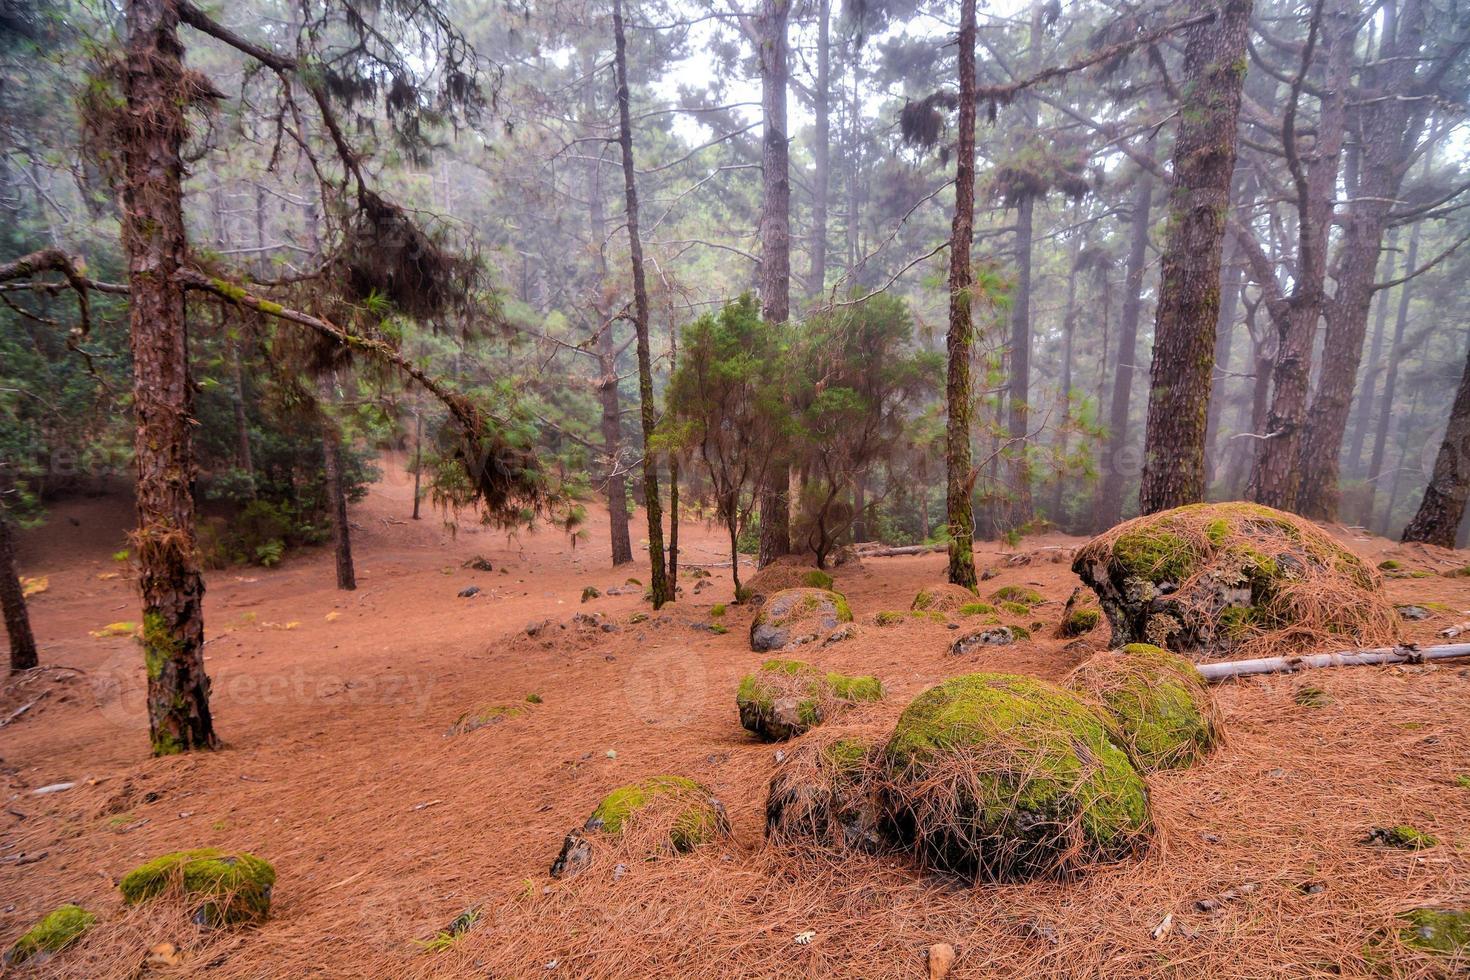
[3,463,1470,978]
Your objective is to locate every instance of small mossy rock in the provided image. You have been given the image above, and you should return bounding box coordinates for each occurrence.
[991,586,1043,607]
[1066,644,1221,772]
[949,627,1015,654]
[766,737,883,850]
[736,659,883,740]
[750,587,853,652]
[119,849,275,925]
[1059,607,1101,637]
[911,583,978,614]
[1400,908,1470,957]
[1396,604,1432,621]
[884,673,1151,880]
[549,828,592,879]
[1073,502,1397,657]
[583,776,729,853]
[4,904,95,966]
[1364,825,1437,849]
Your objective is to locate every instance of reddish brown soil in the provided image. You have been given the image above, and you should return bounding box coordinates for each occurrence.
[3,469,1469,978]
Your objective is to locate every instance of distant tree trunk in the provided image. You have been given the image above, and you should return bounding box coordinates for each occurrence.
[1138,0,1253,515]
[757,0,793,567]
[317,374,356,591]
[123,0,217,753]
[1049,233,1081,525]
[666,325,679,583]
[1361,224,1420,527]
[1346,229,1396,477]
[1402,341,1470,547]
[1,514,38,673]
[612,0,671,607]
[852,474,867,543]
[945,0,978,589]
[1247,7,1351,511]
[584,53,633,566]
[808,0,831,297]
[228,335,253,476]
[1296,0,1430,520]
[1203,226,1244,489]
[1380,390,1421,536]
[411,403,423,520]
[1095,164,1154,530]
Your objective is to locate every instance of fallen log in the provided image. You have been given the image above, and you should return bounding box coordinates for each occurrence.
[851,544,945,558]
[1197,642,1470,683]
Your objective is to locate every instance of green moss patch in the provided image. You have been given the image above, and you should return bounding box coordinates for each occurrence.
[1401,908,1470,957]
[884,673,1152,880]
[586,775,729,852]
[959,602,997,616]
[4,904,94,966]
[119,848,275,925]
[1059,607,1101,637]
[737,658,883,740]
[1364,825,1437,849]
[911,583,979,613]
[1067,644,1221,771]
[990,585,1043,607]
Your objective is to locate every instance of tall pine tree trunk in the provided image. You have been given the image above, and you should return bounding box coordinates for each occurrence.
[757,0,793,566]
[1005,190,1035,529]
[945,0,978,589]
[123,0,217,753]
[1346,228,1396,476]
[1049,233,1081,524]
[808,0,830,297]
[1,514,38,673]
[1095,164,1154,530]
[1402,340,1470,546]
[612,0,671,607]
[584,53,633,566]
[1203,224,1245,488]
[1138,0,1253,514]
[1362,224,1420,527]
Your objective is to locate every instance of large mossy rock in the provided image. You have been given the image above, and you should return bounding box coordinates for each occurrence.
[3,904,94,966]
[744,560,835,602]
[119,849,275,925]
[883,673,1151,880]
[750,587,853,652]
[736,659,883,740]
[1073,502,1398,656]
[1067,644,1221,771]
[766,737,883,850]
[910,583,979,614]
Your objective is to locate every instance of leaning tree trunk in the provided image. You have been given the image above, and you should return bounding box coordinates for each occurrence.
[123,0,217,753]
[1137,0,1253,515]
[1401,341,1470,547]
[1,514,38,673]
[317,374,356,591]
[612,0,671,607]
[1095,164,1154,531]
[757,0,793,567]
[944,0,979,589]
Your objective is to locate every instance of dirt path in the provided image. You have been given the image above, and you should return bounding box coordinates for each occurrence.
[3,474,1468,978]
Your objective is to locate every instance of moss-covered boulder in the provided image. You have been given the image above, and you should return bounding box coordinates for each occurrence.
[4,904,94,966]
[949,626,1015,654]
[1067,644,1221,771]
[750,587,853,652]
[119,849,275,925]
[1059,607,1101,637]
[766,737,883,850]
[1400,907,1470,957]
[744,561,835,602]
[588,775,729,849]
[883,673,1151,880]
[990,586,1043,608]
[910,583,978,614]
[736,659,883,740]
[1073,502,1398,656]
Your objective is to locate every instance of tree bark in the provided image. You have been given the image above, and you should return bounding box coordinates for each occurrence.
[1095,164,1154,530]
[411,402,423,520]
[1402,340,1470,547]
[123,0,217,753]
[1346,228,1396,477]
[612,0,671,607]
[757,0,793,566]
[945,0,979,589]
[1203,223,1245,488]
[1049,232,1081,525]
[1138,0,1253,514]
[1,514,38,673]
[1005,190,1035,528]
